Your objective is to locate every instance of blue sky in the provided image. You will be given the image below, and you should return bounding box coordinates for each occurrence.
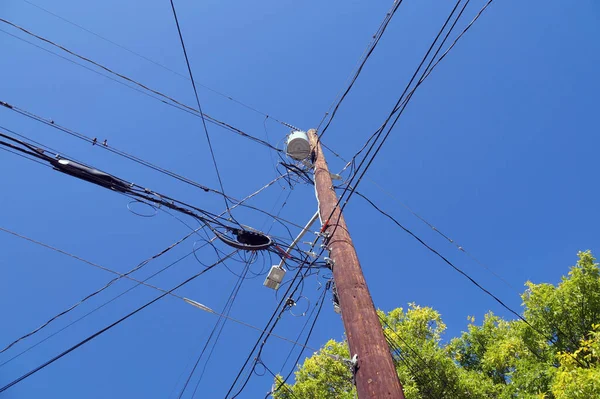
[1,0,599,397]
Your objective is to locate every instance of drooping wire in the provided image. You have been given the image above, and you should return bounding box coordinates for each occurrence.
[0,248,195,369]
[332,0,493,218]
[167,0,236,223]
[224,238,328,398]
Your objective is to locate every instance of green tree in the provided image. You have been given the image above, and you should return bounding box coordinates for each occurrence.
[273,251,600,399]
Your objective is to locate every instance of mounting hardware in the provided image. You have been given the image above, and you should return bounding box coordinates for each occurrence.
[285,297,296,308]
[324,257,334,268]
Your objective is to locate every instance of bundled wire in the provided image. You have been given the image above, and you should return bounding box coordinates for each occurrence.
[0,129,277,252]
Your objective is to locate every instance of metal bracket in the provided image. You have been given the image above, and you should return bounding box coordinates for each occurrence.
[324,257,335,269]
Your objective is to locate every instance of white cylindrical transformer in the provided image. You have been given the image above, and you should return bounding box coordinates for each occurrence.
[286,130,311,161]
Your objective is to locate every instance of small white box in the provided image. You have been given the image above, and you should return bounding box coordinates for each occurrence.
[264,266,286,290]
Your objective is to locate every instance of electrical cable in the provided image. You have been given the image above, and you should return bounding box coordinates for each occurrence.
[177,258,251,398]
[167,0,235,223]
[17,0,300,131]
[269,287,328,398]
[186,259,252,398]
[0,252,238,394]
[0,116,305,232]
[224,240,327,398]
[317,0,404,138]
[333,0,493,219]
[0,21,282,153]
[0,227,199,354]
[354,189,587,368]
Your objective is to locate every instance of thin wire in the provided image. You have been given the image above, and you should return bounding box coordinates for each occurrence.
[366,180,518,293]
[0,252,235,394]
[0,225,199,296]
[0,226,199,354]
[0,146,51,168]
[0,23,281,153]
[0,108,304,231]
[261,361,299,399]
[354,190,571,350]
[186,260,251,398]
[270,288,328,397]
[167,0,235,222]
[317,0,404,138]
[0,249,194,369]
[18,0,299,131]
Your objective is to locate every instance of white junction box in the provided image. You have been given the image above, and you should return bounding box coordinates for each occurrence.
[264,266,286,290]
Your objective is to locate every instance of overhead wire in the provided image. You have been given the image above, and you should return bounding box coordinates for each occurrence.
[0,227,199,354]
[0,20,282,153]
[0,113,306,232]
[333,0,494,216]
[167,0,235,222]
[184,259,252,398]
[354,189,587,368]
[268,286,328,398]
[0,149,307,357]
[17,0,300,131]
[224,236,328,398]
[317,0,404,138]
[0,251,237,394]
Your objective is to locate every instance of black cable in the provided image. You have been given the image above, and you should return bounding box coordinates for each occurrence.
[223,252,320,398]
[270,287,328,397]
[0,109,305,232]
[318,0,404,139]
[334,0,493,218]
[261,361,299,399]
[0,248,196,369]
[167,0,236,223]
[226,246,325,398]
[0,21,282,153]
[353,190,583,360]
[0,228,199,354]
[178,258,251,398]
[18,0,300,131]
[0,251,237,394]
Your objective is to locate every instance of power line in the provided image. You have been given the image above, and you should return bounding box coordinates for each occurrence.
[269,287,328,398]
[317,0,404,138]
[0,113,306,232]
[179,258,251,398]
[0,252,235,394]
[0,20,282,153]
[353,189,581,359]
[0,226,198,354]
[336,0,494,214]
[167,0,234,221]
[18,0,300,131]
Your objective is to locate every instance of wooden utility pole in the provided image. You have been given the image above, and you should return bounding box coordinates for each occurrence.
[308,129,405,399]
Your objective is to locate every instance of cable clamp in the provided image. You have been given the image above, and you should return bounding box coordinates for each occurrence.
[285,297,296,309]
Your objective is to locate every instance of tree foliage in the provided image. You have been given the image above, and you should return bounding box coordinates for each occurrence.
[273,251,600,398]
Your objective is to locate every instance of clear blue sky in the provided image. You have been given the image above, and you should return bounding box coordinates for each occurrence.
[1,0,599,397]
